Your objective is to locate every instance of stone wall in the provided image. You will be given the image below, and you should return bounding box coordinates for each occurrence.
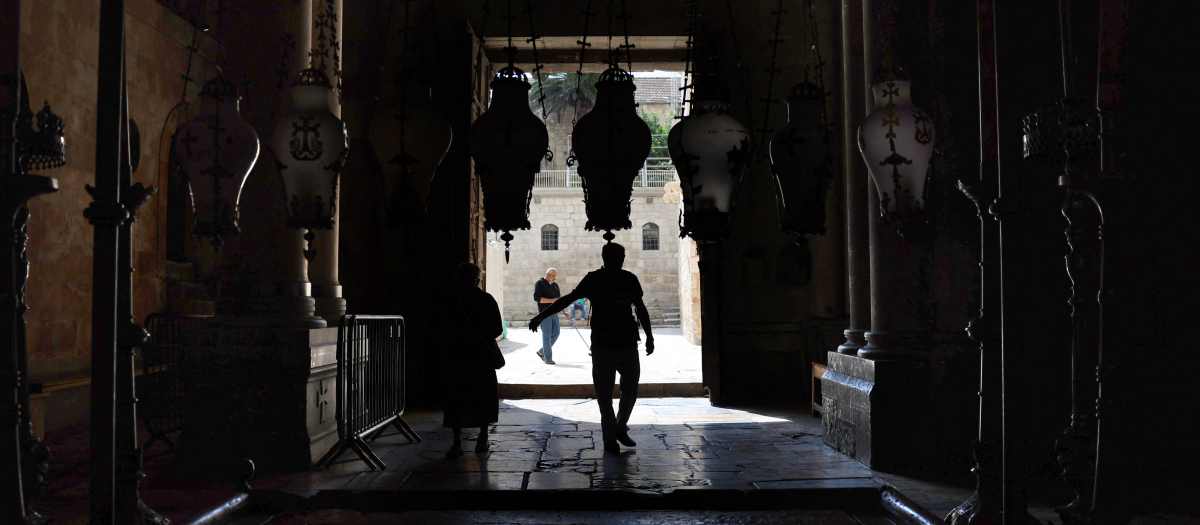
[16,0,220,435]
[499,185,680,322]
[20,0,217,385]
[664,183,700,345]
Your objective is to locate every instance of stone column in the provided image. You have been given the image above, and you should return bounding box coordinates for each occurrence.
[178,0,342,477]
[809,0,846,322]
[837,0,870,354]
[858,0,928,360]
[309,0,346,325]
[214,0,324,329]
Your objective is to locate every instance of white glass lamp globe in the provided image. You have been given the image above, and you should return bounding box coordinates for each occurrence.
[174,76,260,249]
[367,76,453,227]
[271,68,347,234]
[857,71,935,217]
[668,99,752,242]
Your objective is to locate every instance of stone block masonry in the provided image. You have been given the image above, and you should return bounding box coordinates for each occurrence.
[499,186,681,324]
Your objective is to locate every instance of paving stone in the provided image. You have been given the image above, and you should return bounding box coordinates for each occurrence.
[539,450,584,460]
[737,470,833,483]
[752,478,885,490]
[546,436,593,451]
[413,460,539,473]
[526,472,592,490]
[398,472,524,490]
[341,471,411,491]
[821,469,874,479]
[497,327,701,386]
[581,448,691,460]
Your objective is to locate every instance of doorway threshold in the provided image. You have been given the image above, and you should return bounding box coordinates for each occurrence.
[499,382,706,399]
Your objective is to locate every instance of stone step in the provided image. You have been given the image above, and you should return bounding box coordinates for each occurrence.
[499,382,705,399]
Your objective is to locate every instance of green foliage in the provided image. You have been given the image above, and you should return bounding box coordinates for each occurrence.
[640,107,675,164]
[529,73,601,122]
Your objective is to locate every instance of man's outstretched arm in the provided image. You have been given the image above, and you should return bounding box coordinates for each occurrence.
[530,290,582,331]
[633,297,654,354]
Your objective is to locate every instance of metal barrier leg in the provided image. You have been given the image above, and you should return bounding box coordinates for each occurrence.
[350,437,386,470]
[314,440,351,469]
[394,417,421,443]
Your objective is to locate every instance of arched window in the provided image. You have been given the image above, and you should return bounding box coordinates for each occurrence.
[541,224,559,251]
[642,223,660,251]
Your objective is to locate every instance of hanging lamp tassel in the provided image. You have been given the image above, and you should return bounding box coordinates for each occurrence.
[502,231,514,263]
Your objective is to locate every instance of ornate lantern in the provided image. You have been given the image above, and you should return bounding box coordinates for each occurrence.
[571,67,651,242]
[173,76,261,249]
[1022,98,1099,183]
[668,87,752,244]
[770,82,837,237]
[469,65,549,262]
[0,72,66,173]
[271,68,347,260]
[367,75,452,229]
[857,67,935,224]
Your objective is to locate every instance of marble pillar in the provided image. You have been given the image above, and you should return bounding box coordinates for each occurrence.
[838,0,870,355]
[309,0,347,325]
[177,0,340,477]
[822,0,936,471]
[214,0,324,329]
[857,0,929,361]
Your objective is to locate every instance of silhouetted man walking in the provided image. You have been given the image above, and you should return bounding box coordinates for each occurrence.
[531,243,654,453]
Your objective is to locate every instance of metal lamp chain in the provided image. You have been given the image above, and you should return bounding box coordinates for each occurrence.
[757,0,786,159]
[524,0,548,122]
[605,0,615,69]
[569,0,594,135]
[722,0,758,159]
[806,0,829,131]
[397,0,412,168]
[430,2,443,79]
[618,0,634,72]
[678,0,700,120]
[471,0,491,102]
[504,0,515,62]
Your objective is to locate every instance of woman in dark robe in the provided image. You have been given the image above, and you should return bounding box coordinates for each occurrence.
[443,262,502,457]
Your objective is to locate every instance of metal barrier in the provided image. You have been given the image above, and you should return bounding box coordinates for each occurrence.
[140,313,212,454]
[315,315,420,470]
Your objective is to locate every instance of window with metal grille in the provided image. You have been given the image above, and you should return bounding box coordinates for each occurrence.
[642,223,660,251]
[541,224,559,251]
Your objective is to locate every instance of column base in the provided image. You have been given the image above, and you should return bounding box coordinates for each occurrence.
[177,326,340,476]
[214,281,327,329]
[313,284,346,326]
[822,349,977,471]
[858,330,923,360]
[837,329,867,354]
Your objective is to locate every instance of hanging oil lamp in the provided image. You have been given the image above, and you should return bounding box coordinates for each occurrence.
[857,66,935,225]
[668,41,751,244]
[469,64,549,262]
[271,68,347,261]
[173,76,261,250]
[570,66,651,242]
[770,81,837,237]
[367,71,452,230]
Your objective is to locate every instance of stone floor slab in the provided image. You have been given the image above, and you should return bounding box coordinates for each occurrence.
[527,472,593,490]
